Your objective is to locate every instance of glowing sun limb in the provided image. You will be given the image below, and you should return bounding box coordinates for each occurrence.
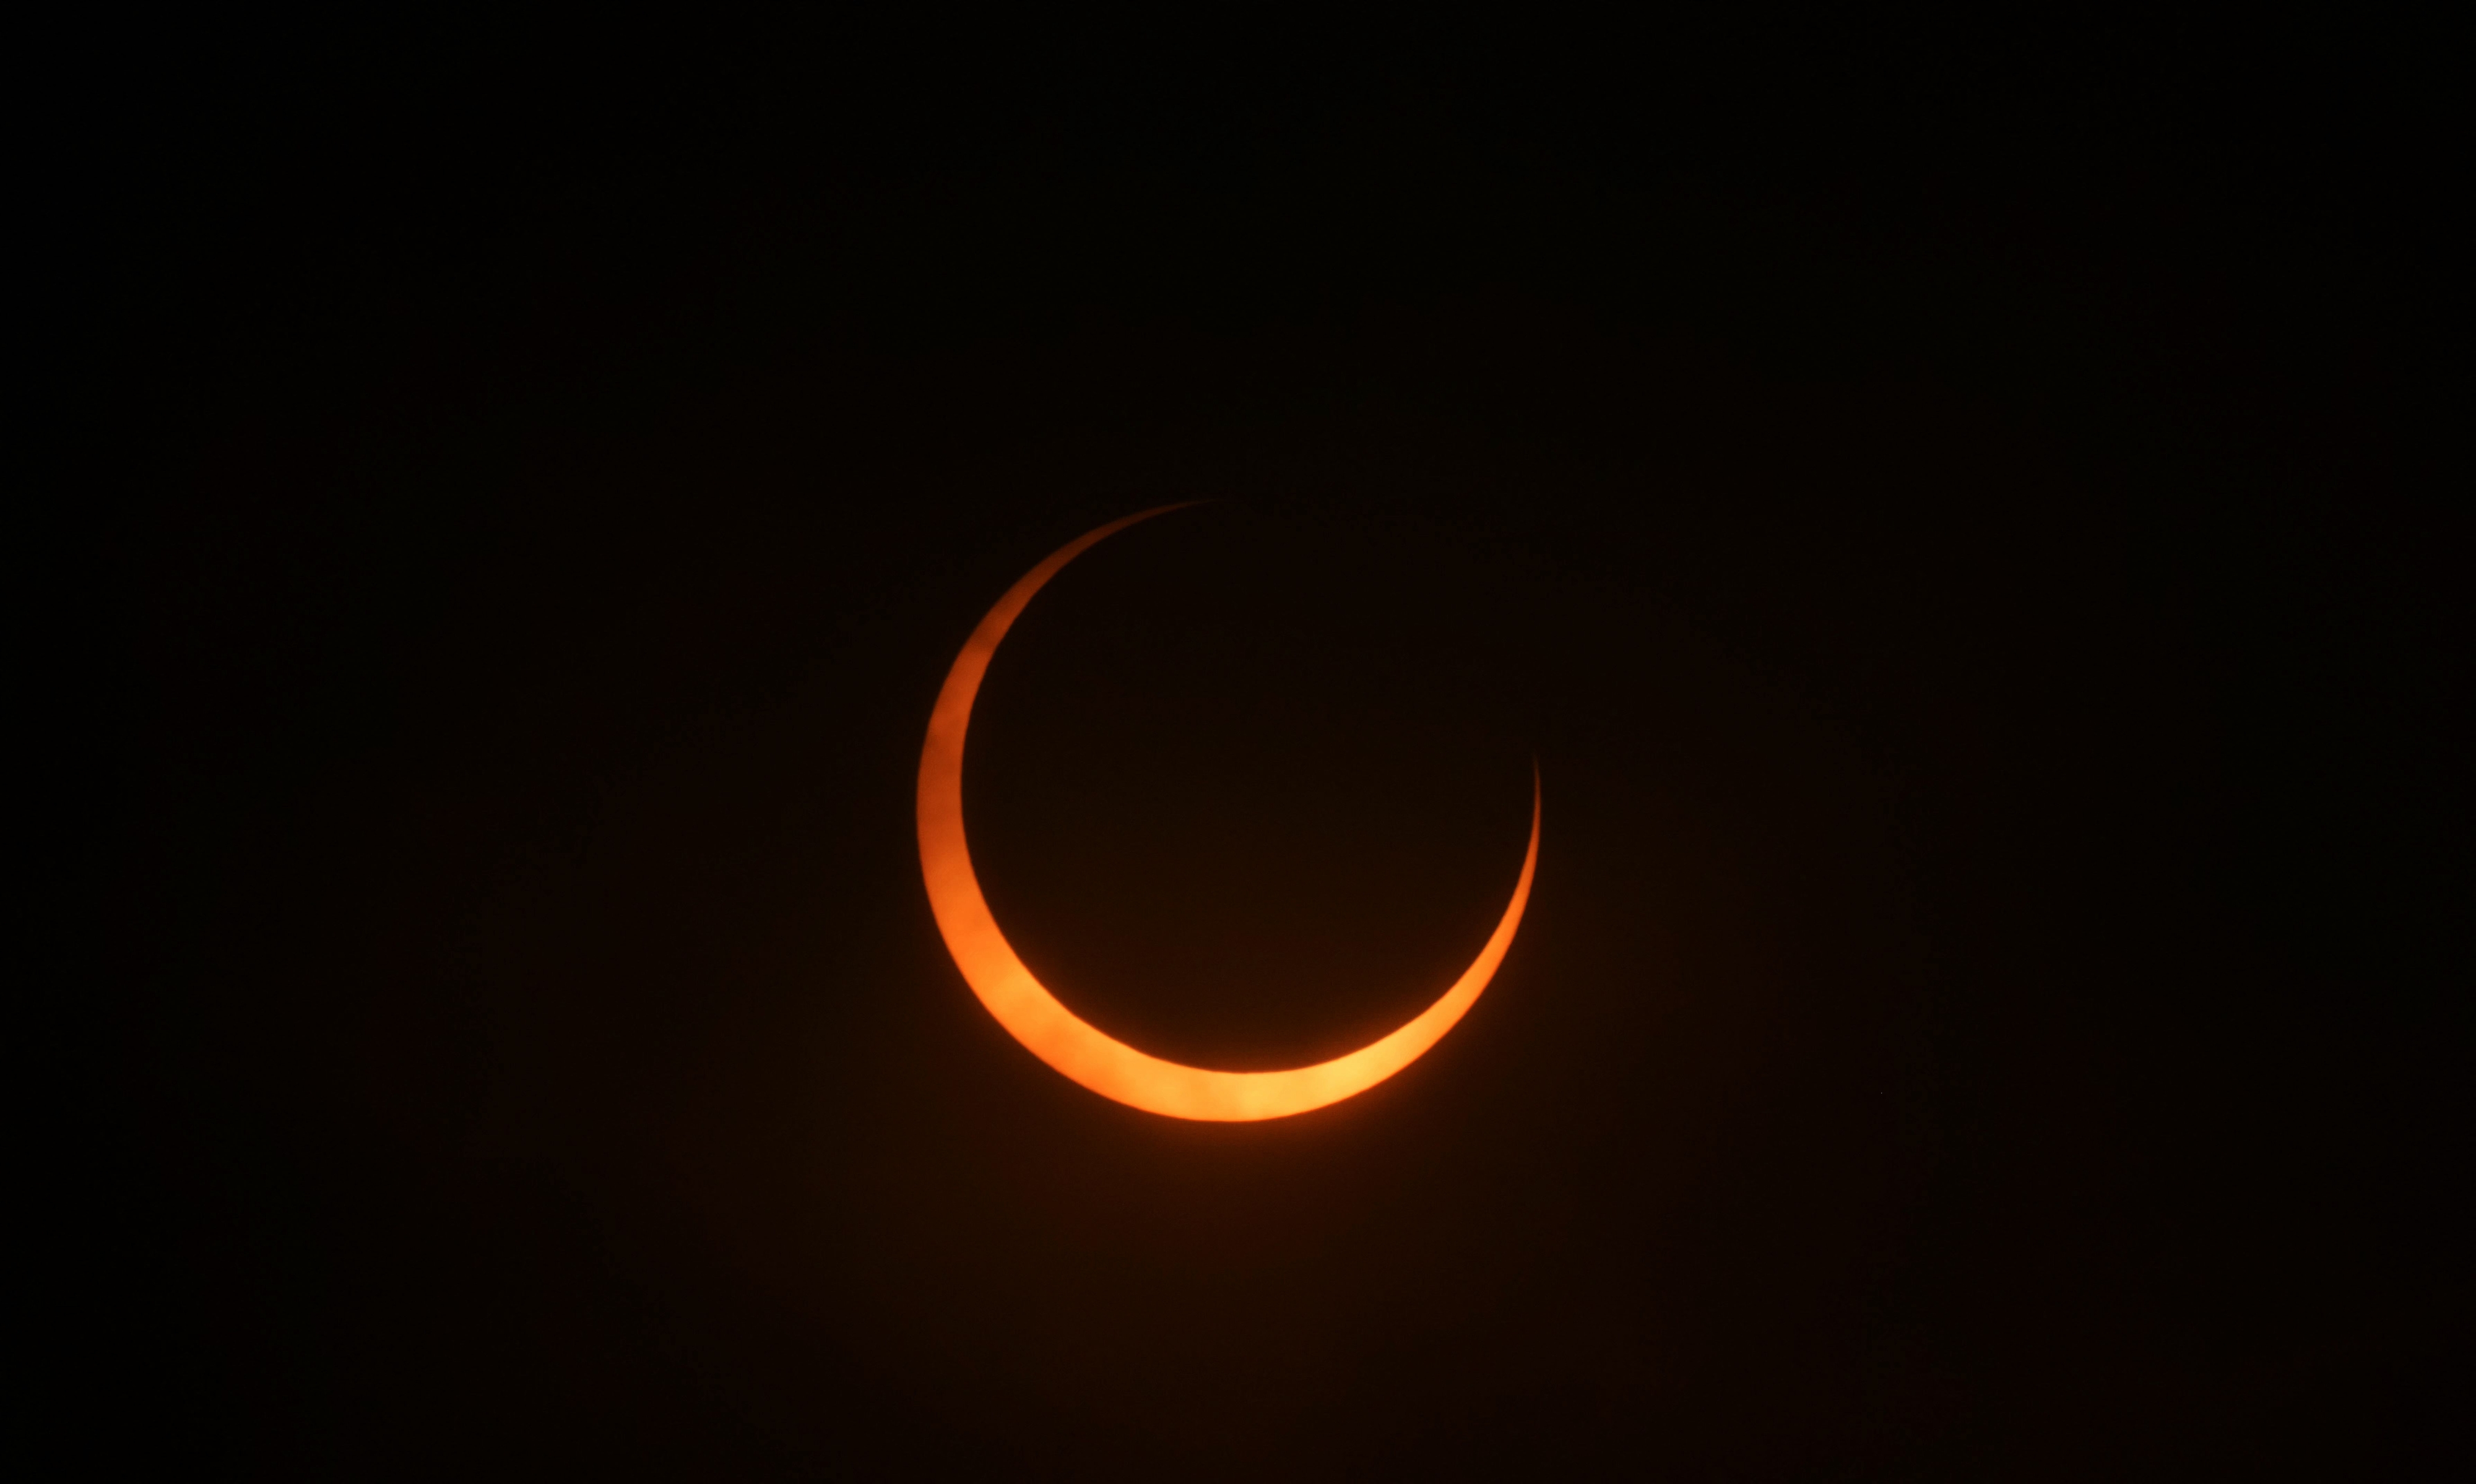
[916,506,1538,1121]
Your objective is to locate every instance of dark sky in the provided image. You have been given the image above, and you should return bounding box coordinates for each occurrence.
[111,22,2442,1480]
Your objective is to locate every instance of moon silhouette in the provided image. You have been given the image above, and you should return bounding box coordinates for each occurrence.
[916,506,1540,1121]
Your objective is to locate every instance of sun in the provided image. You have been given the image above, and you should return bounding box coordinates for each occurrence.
[916,506,1539,1120]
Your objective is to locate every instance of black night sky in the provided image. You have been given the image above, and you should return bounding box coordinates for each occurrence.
[108,21,2443,1480]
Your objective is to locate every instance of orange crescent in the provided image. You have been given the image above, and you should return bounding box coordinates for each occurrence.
[916,506,1541,1121]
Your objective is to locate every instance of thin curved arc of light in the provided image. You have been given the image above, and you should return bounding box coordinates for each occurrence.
[917,505,1539,1122]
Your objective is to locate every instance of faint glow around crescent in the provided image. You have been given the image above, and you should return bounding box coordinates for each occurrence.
[915,506,1541,1122]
